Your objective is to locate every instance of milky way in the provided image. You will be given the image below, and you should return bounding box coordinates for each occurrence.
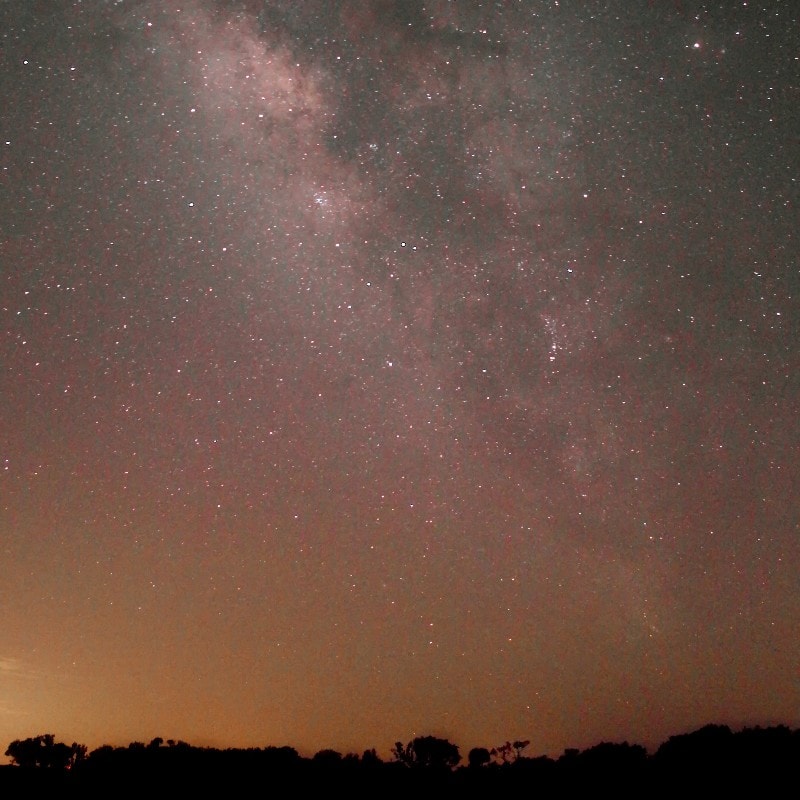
[2,1,798,756]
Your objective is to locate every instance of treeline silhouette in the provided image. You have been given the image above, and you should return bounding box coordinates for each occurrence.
[2,724,798,796]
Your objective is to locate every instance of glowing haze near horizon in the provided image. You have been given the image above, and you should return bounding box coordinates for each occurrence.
[1,0,797,760]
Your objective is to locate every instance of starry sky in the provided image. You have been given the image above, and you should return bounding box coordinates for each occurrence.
[1,0,798,759]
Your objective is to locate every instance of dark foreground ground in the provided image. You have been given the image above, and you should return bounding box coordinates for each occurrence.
[2,724,797,798]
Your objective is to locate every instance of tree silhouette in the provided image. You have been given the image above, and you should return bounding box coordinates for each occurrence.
[2,723,798,793]
[468,746,492,768]
[4,734,86,770]
[312,748,343,767]
[513,739,531,760]
[361,748,382,766]
[493,741,513,763]
[392,736,461,770]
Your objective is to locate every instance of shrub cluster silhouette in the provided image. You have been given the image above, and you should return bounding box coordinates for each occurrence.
[392,735,461,770]
[4,734,86,770]
[3,724,798,795]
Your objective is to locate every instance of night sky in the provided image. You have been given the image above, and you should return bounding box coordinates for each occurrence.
[2,0,798,759]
